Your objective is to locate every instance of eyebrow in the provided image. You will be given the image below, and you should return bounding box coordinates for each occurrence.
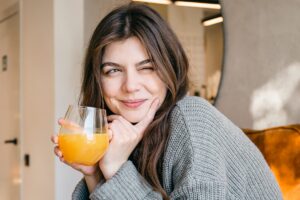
[101,59,152,68]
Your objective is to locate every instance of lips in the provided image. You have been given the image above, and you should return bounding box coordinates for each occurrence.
[121,99,147,109]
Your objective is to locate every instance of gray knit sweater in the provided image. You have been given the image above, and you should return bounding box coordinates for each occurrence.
[72,96,282,200]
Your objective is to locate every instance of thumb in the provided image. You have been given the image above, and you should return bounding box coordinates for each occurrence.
[135,98,160,131]
[59,118,82,132]
[108,129,113,141]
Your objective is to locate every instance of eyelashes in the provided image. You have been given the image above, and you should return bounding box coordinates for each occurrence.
[102,66,155,76]
[104,68,121,75]
[139,67,155,71]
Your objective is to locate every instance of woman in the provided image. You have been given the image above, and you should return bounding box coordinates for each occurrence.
[52,3,282,200]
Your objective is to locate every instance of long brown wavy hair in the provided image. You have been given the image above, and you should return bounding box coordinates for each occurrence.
[80,3,189,199]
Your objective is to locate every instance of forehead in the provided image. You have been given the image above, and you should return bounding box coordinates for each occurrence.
[102,37,149,62]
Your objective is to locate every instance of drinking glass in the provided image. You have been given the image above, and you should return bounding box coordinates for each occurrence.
[58,105,109,166]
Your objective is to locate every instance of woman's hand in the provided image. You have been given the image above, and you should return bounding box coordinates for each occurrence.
[99,98,160,180]
[51,119,110,193]
[51,119,100,176]
[51,134,99,176]
[52,133,103,193]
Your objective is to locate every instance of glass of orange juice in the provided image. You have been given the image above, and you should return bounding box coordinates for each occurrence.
[58,105,109,166]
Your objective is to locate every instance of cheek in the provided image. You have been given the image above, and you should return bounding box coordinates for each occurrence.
[100,79,122,113]
[101,78,120,98]
[101,82,119,114]
[147,76,167,98]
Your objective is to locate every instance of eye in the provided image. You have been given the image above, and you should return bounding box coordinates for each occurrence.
[139,66,155,71]
[108,69,120,74]
[103,68,121,76]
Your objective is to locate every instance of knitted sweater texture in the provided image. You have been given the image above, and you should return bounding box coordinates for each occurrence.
[72,96,282,200]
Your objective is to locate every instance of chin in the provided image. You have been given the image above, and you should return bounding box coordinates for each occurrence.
[125,116,142,123]
[122,113,144,124]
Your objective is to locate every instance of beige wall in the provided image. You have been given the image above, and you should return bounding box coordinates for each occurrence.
[216,0,300,129]
[20,0,55,199]
[54,0,85,199]
[0,4,20,199]
[84,0,130,47]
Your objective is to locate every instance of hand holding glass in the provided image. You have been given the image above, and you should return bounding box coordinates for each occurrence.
[58,106,109,166]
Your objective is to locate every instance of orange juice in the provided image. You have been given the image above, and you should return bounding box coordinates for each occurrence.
[58,133,109,166]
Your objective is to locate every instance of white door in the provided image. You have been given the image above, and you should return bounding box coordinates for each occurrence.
[0,11,20,200]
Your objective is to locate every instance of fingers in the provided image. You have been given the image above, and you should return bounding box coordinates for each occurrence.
[70,163,83,171]
[107,115,117,122]
[108,115,132,127]
[108,115,132,139]
[52,135,64,162]
[54,145,67,164]
[58,118,82,132]
[53,146,70,165]
[54,146,62,157]
[136,98,160,131]
[51,135,58,144]
[108,119,127,138]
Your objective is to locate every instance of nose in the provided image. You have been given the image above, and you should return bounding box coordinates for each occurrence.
[123,69,141,93]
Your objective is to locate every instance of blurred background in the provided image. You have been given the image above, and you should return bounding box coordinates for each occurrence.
[0,0,299,199]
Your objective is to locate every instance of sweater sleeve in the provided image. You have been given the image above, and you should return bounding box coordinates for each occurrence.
[89,163,231,200]
[89,161,162,199]
[71,162,160,200]
[72,178,89,200]
[73,162,231,200]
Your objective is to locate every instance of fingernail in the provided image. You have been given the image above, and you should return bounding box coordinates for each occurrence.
[58,118,63,124]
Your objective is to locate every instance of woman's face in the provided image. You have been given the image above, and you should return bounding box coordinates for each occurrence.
[100,37,167,123]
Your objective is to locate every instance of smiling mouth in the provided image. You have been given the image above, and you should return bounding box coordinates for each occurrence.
[121,99,147,109]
